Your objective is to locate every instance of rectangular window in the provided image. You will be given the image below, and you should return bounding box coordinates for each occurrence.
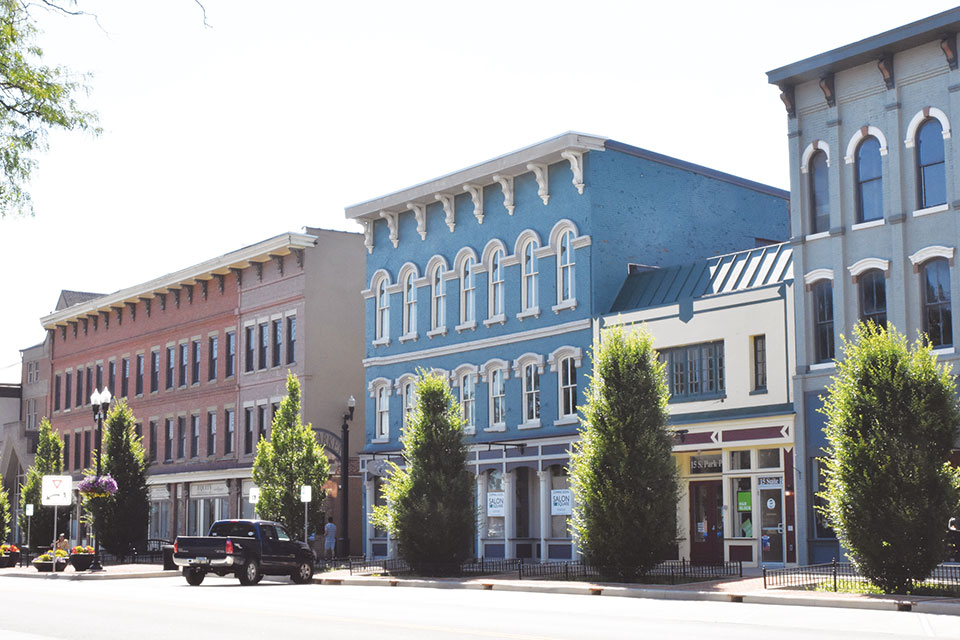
[108,361,116,396]
[74,432,81,471]
[731,477,753,537]
[560,357,577,418]
[54,374,61,411]
[63,434,71,470]
[164,419,174,462]
[177,416,186,459]
[191,340,201,384]
[65,372,72,410]
[208,336,218,381]
[179,344,188,387]
[258,405,267,441]
[758,448,780,469]
[166,347,174,390]
[523,364,540,422]
[812,459,834,539]
[226,331,236,377]
[85,368,92,404]
[121,358,130,397]
[272,320,282,367]
[83,430,91,468]
[96,363,103,391]
[491,368,505,425]
[729,450,751,471]
[149,421,157,463]
[207,411,217,457]
[76,367,83,407]
[286,317,296,364]
[658,341,725,402]
[244,408,254,455]
[150,351,159,393]
[224,408,235,455]
[258,323,268,370]
[245,326,255,373]
[813,281,834,363]
[190,415,200,458]
[753,335,767,392]
[135,354,144,396]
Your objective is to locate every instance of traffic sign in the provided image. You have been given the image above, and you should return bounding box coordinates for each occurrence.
[300,485,312,503]
[248,487,260,503]
[41,476,72,506]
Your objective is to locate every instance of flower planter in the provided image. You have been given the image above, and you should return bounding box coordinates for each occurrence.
[0,555,10,569]
[34,561,67,573]
[70,554,95,571]
[8,552,20,567]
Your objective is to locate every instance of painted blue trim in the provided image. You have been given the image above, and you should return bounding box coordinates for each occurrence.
[667,402,795,425]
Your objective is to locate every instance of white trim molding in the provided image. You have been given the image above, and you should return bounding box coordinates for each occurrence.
[547,346,584,372]
[803,268,834,285]
[513,228,543,258]
[367,377,394,397]
[394,372,418,390]
[845,125,888,164]
[493,174,515,215]
[512,352,546,377]
[800,139,831,174]
[463,184,484,224]
[363,269,392,299]
[452,246,480,276]
[451,363,479,386]
[904,107,951,148]
[380,210,399,248]
[407,202,428,240]
[480,358,511,383]
[560,150,585,194]
[526,163,550,205]
[908,245,955,266]
[435,193,456,232]
[847,258,890,278]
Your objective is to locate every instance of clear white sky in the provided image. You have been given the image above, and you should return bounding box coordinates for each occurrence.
[0,0,956,382]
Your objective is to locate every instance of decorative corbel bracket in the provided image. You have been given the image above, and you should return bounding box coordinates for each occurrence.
[126,301,137,321]
[231,267,243,289]
[144,298,152,317]
[942,33,958,70]
[101,310,110,329]
[526,163,549,205]
[493,175,515,215]
[407,202,427,240]
[819,73,836,107]
[293,249,304,269]
[272,254,285,276]
[877,54,895,89]
[254,263,263,282]
[173,289,181,308]
[463,184,484,224]
[560,151,585,195]
[200,279,209,300]
[215,274,225,294]
[362,220,374,254]
[778,84,796,118]
[380,210,399,248]
[185,284,194,304]
[158,293,166,311]
[81,318,88,335]
[435,194,456,232]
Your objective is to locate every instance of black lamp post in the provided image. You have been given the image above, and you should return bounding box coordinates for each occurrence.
[89,387,112,572]
[339,395,356,558]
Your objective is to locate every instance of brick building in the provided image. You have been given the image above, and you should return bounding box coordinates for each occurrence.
[37,228,365,547]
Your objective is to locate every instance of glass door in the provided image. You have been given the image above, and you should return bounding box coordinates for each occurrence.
[689,480,723,563]
[758,476,784,565]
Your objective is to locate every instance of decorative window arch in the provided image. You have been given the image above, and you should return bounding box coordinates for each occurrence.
[480,357,509,431]
[517,231,540,316]
[847,258,890,279]
[905,107,951,148]
[845,125,888,164]
[803,268,834,286]
[908,245,955,267]
[915,117,948,210]
[395,373,417,431]
[547,219,582,252]
[452,364,479,433]
[453,248,479,329]
[396,263,420,339]
[425,255,449,335]
[800,140,831,174]
[855,136,884,223]
[481,239,507,322]
[921,258,953,347]
[363,269,392,299]
[375,277,390,343]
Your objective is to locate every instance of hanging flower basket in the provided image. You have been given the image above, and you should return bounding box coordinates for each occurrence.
[77,474,118,499]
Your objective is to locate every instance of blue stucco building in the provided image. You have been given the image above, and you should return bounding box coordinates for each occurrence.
[345,132,788,561]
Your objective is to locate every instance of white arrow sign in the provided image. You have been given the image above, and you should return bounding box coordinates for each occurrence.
[248,487,260,504]
[41,475,72,506]
[300,485,312,503]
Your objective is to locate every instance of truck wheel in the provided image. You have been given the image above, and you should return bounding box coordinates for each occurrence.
[183,568,205,586]
[239,559,261,586]
[291,560,313,584]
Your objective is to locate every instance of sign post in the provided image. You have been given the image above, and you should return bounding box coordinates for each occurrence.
[300,485,312,543]
[248,487,260,518]
[41,476,71,555]
[25,503,33,559]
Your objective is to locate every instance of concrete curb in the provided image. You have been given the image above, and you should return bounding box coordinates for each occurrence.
[311,575,960,615]
[0,569,179,580]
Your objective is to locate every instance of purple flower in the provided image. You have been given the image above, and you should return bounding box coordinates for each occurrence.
[77,474,118,495]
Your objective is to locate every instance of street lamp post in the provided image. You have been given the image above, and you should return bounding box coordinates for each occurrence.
[339,395,356,558]
[89,387,112,572]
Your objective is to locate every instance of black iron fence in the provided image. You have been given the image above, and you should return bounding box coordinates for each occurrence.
[348,557,520,577]
[763,560,960,593]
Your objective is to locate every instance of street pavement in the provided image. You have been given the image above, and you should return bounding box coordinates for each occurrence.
[0,573,958,639]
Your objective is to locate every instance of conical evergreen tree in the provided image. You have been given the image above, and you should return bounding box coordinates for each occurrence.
[821,323,960,593]
[85,399,150,553]
[0,473,10,542]
[18,418,69,549]
[370,371,475,575]
[570,324,680,580]
[253,373,330,537]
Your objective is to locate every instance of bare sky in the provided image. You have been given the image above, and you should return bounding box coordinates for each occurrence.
[0,0,956,382]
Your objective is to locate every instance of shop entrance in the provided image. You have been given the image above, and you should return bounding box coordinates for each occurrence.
[758,476,784,565]
[689,480,723,563]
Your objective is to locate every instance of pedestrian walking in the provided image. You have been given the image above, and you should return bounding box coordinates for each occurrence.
[324,517,337,560]
[948,517,960,562]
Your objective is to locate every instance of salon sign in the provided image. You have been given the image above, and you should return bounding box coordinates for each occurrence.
[487,491,505,516]
[551,489,573,515]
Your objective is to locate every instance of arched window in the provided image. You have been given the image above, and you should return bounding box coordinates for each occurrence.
[858,269,886,327]
[375,278,390,341]
[856,137,883,223]
[522,240,538,312]
[461,256,476,325]
[431,265,446,331]
[489,249,504,318]
[402,380,415,430]
[917,119,946,209]
[490,367,505,426]
[559,356,577,418]
[809,150,829,233]
[522,363,540,423]
[402,271,417,336]
[923,258,952,347]
[558,230,575,302]
[376,386,390,440]
[812,280,834,363]
[460,373,475,431]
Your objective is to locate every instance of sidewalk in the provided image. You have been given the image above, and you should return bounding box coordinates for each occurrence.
[0,563,177,580]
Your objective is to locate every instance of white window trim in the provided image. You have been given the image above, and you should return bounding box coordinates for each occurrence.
[851,218,884,231]
[427,326,448,338]
[483,313,507,327]
[551,299,578,314]
[847,258,890,278]
[904,107,952,148]
[803,268,834,286]
[373,383,392,443]
[400,266,419,338]
[487,248,505,320]
[456,320,477,333]
[804,231,830,242]
[809,362,836,371]
[398,332,418,344]
[460,255,477,327]
[372,337,391,347]
[844,125,888,164]
[913,203,949,218]
[430,263,447,334]
[516,307,541,321]
[932,346,956,357]
[554,415,579,427]
[908,245,955,266]
[520,237,539,314]
[800,139,831,174]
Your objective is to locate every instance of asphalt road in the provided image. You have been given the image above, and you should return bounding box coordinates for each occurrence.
[0,574,958,640]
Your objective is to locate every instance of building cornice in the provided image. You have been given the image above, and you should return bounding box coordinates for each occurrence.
[41,232,317,329]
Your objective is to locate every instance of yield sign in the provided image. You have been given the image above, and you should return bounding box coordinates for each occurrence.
[41,475,73,506]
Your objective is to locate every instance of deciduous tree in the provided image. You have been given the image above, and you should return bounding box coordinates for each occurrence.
[18,417,69,547]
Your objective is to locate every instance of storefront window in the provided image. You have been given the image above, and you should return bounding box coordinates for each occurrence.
[550,466,572,538]
[149,501,170,540]
[486,470,504,538]
[729,450,751,471]
[812,459,834,539]
[758,448,781,469]
[731,477,753,537]
[374,477,388,538]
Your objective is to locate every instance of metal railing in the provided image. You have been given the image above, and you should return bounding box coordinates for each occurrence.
[517,559,743,584]
[763,559,960,593]
[348,557,520,577]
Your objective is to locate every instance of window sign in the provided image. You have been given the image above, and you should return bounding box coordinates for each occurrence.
[757,476,782,489]
[737,490,752,513]
[689,453,722,475]
[487,491,505,516]
[551,489,573,515]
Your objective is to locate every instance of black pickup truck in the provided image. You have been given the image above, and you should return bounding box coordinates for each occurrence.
[173,519,315,586]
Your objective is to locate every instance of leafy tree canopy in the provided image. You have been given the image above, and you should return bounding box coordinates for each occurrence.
[0,472,11,542]
[18,417,68,547]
